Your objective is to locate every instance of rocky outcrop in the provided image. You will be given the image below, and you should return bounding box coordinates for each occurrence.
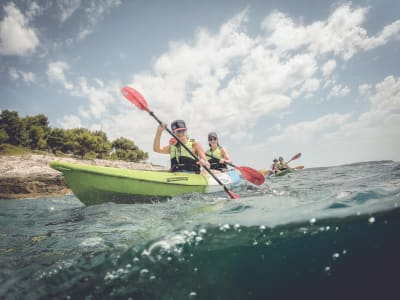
[0,154,167,199]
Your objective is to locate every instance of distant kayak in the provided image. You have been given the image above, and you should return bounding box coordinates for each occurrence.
[50,161,241,205]
[271,168,293,177]
[259,166,304,177]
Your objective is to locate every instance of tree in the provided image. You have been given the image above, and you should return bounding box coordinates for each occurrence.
[47,128,68,154]
[0,110,22,145]
[21,114,50,149]
[112,137,148,162]
[0,110,148,162]
[0,128,9,144]
[92,130,111,159]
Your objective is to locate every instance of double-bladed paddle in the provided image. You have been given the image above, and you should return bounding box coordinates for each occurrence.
[206,153,265,185]
[121,86,240,199]
[287,153,301,164]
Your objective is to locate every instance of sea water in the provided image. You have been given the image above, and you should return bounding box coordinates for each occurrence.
[0,161,399,300]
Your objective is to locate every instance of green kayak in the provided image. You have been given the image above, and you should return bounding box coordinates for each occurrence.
[272,168,293,177]
[50,161,241,205]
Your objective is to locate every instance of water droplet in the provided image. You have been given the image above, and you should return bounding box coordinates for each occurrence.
[189,291,197,298]
[259,225,266,231]
[324,266,331,272]
[194,267,198,272]
[332,253,340,260]
[342,250,347,255]
[140,269,149,276]
[309,218,316,225]
[368,217,375,224]
[253,240,258,246]
[265,240,272,246]
[220,224,230,231]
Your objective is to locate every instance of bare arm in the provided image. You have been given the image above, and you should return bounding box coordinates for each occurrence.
[153,124,170,154]
[193,141,211,168]
[220,148,232,164]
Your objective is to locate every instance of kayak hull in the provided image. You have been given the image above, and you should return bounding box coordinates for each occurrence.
[50,161,240,205]
[271,168,293,177]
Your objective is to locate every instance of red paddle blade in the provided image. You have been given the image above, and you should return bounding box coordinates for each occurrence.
[237,166,265,185]
[121,86,151,112]
[291,153,301,161]
[226,189,240,199]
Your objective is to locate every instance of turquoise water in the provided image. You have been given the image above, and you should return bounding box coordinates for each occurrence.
[1,161,399,299]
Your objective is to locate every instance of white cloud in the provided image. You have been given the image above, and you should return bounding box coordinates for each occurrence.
[262,4,400,60]
[58,114,82,129]
[322,59,336,77]
[362,20,400,49]
[328,84,351,98]
[58,0,82,22]
[77,0,122,40]
[0,2,40,56]
[47,60,121,120]
[9,67,36,83]
[75,77,119,118]
[268,113,352,144]
[358,83,371,96]
[128,11,323,143]
[259,75,400,167]
[47,61,74,90]
[369,75,400,114]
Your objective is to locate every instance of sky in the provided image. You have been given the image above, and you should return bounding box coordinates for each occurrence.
[0,0,399,169]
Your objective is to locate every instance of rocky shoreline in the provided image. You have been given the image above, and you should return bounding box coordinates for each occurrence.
[0,154,167,199]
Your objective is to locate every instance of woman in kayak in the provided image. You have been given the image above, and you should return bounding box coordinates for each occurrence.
[153,119,210,174]
[206,132,232,172]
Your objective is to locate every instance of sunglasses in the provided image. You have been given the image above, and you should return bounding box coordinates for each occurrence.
[175,129,186,134]
[209,137,217,141]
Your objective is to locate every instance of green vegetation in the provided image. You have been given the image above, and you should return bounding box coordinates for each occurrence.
[0,109,148,162]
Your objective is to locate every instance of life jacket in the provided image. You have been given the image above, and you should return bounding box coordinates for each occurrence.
[170,139,200,173]
[206,146,228,171]
[278,163,287,171]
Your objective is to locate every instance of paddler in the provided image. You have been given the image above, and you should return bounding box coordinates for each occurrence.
[278,156,291,171]
[206,132,232,172]
[270,158,280,174]
[153,119,210,173]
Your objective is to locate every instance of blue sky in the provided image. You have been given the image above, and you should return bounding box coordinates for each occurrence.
[1,0,399,169]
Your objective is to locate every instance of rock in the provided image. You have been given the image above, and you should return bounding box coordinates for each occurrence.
[0,154,167,199]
